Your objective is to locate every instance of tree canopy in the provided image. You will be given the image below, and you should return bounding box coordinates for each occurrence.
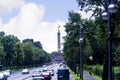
[0,31,51,69]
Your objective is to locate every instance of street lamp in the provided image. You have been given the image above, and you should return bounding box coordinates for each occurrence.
[79,24,83,80]
[102,0,118,80]
[89,55,93,66]
[108,0,118,13]
[89,56,93,61]
[0,62,2,71]
[10,62,13,69]
[89,55,93,76]
[73,22,83,80]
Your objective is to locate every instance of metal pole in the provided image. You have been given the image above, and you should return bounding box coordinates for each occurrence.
[80,25,83,80]
[107,11,113,80]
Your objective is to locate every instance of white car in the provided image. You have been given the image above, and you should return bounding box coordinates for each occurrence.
[32,71,42,77]
[22,69,29,74]
[43,67,48,71]
[3,71,10,77]
[47,69,54,76]
[6,69,11,74]
[0,72,8,80]
[0,72,4,79]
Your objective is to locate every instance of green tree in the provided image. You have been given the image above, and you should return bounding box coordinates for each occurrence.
[2,35,19,67]
[22,42,34,67]
[33,41,42,49]
[0,32,5,63]
[63,11,82,73]
[63,10,109,75]
[14,42,24,69]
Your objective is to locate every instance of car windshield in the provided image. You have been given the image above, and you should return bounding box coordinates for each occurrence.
[33,77,44,80]
[33,78,44,80]
[58,69,69,75]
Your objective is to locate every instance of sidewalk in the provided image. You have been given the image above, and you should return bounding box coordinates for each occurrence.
[83,72,98,80]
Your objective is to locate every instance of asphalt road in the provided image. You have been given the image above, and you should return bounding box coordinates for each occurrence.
[7,63,74,80]
[25,64,58,80]
[7,67,42,80]
[25,63,74,80]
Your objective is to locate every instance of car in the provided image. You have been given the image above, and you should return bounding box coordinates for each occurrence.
[0,72,4,80]
[22,69,29,74]
[47,69,54,76]
[42,71,51,80]
[43,67,48,72]
[6,69,11,75]
[0,72,7,80]
[32,76,44,80]
[43,65,47,68]
[32,71,42,77]
[3,70,10,77]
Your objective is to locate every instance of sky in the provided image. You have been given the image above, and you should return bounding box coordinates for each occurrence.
[0,0,92,53]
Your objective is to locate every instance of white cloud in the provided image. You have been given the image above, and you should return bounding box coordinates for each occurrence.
[0,19,3,27]
[0,2,65,53]
[0,0,25,14]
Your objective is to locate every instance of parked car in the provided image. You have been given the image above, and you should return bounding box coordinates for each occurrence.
[33,76,44,80]
[22,69,29,74]
[32,71,42,77]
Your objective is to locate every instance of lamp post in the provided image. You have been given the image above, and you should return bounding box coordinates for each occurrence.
[0,62,2,71]
[89,56,93,67]
[10,61,13,69]
[89,56,93,62]
[79,25,83,80]
[102,0,118,80]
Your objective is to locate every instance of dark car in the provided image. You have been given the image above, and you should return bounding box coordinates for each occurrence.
[57,68,70,80]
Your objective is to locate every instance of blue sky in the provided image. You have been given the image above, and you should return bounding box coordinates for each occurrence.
[25,0,78,22]
[0,0,91,53]
[0,0,78,24]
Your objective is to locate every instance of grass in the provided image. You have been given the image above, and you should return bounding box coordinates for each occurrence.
[84,70,102,80]
[69,65,120,80]
[114,66,120,73]
[69,67,102,80]
[69,68,86,80]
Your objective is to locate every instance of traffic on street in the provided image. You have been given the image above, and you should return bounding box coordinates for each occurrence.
[6,63,74,80]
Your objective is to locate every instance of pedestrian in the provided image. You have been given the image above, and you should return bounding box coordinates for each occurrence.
[89,67,92,76]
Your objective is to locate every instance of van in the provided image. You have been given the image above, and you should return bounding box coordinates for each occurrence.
[57,68,70,80]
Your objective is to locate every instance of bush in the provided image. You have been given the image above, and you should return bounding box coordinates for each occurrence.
[114,73,120,80]
[84,65,103,77]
